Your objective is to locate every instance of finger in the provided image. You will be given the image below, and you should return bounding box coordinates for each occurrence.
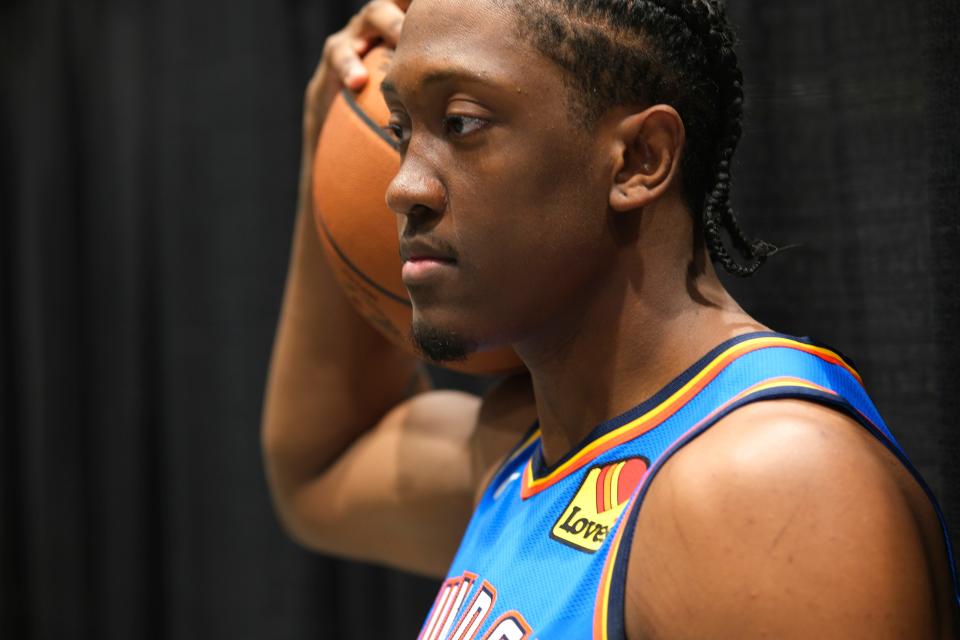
[358,0,405,46]
[354,34,377,58]
[327,35,369,90]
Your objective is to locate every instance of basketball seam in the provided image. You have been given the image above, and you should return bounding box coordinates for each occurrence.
[313,208,412,307]
[341,89,401,152]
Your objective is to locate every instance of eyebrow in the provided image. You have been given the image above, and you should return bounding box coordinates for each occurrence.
[380,67,498,97]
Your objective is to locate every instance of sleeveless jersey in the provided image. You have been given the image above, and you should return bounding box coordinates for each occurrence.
[417,332,959,640]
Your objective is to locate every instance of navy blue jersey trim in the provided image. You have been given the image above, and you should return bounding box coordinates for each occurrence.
[603,386,960,639]
[810,394,960,604]
[800,336,861,375]
[530,331,818,481]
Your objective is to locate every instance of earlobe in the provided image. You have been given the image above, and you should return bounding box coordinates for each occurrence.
[610,183,639,212]
[608,105,684,214]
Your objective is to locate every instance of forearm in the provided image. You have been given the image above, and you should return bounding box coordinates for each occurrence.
[262,0,423,547]
[261,198,418,533]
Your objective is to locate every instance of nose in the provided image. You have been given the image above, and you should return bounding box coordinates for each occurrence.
[385,152,446,222]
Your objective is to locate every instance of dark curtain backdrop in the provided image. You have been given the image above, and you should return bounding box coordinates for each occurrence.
[1,0,957,638]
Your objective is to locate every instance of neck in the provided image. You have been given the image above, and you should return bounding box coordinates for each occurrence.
[513,210,766,466]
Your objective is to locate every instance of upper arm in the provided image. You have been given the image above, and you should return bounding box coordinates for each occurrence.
[275,388,483,577]
[626,400,954,639]
[266,372,536,578]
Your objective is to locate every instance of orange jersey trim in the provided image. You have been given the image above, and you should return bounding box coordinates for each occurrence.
[508,430,541,467]
[521,337,856,500]
[590,376,838,639]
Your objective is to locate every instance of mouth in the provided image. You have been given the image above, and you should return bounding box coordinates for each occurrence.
[401,257,456,284]
[399,238,458,285]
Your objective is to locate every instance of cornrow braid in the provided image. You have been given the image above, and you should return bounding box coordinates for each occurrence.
[691,0,777,276]
[509,0,779,276]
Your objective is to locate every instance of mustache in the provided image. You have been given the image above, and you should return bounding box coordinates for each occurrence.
[398,233,459,262]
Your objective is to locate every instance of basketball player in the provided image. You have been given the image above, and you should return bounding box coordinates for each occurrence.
[262,0,959,636]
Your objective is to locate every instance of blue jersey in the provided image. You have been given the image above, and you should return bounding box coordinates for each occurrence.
[417,332,959,640]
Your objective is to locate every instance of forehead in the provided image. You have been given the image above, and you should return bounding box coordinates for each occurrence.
[388,0,536,92]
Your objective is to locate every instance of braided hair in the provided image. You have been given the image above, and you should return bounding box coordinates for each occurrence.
[509,0,778,276]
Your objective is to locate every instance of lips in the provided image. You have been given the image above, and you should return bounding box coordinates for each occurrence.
[399,237,457,285]
[398,237,457,264]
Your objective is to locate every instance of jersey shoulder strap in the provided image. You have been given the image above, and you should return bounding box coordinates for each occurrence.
[598,334,960,638]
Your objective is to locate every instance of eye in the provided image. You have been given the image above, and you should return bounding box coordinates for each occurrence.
[383,122,408,145]
[442,114,488,138]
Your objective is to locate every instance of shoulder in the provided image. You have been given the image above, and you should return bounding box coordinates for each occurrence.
[624,399,947,639]
[384,372,535,506]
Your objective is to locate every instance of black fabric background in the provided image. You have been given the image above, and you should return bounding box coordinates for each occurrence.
[1,1,957,638]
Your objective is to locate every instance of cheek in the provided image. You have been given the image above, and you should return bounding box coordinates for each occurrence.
[454,127,611,248]
[483,133,611,259]
[447,132,615,332]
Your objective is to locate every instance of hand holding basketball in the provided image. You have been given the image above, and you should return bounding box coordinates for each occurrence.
[301,1,408,176]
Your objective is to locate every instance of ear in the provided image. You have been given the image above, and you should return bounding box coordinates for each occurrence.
[608,105,685,213]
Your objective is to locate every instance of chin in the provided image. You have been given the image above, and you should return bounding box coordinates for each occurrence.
[410,317,479,364]
[408,293,520,362]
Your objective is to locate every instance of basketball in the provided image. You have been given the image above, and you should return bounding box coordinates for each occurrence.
[311,46,523,376]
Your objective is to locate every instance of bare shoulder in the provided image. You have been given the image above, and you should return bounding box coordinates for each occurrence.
[268,377,533,579]
[396,371,535,505]
[625,399,957,639]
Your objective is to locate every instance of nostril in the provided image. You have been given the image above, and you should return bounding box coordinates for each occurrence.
[404,204,441,234]
[408,204,435,218]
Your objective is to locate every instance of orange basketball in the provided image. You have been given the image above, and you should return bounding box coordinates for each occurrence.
[312,46,523,376]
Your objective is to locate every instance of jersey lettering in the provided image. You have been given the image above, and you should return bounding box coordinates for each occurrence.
[481,612,531,640]
[420,574,475,640]
[420,573,531,640]
[449,581,496,640]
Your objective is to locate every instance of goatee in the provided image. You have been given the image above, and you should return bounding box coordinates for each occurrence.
[410,322,478,363]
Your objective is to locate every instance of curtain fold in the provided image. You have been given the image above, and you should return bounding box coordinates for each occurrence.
[926,0,960,558]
